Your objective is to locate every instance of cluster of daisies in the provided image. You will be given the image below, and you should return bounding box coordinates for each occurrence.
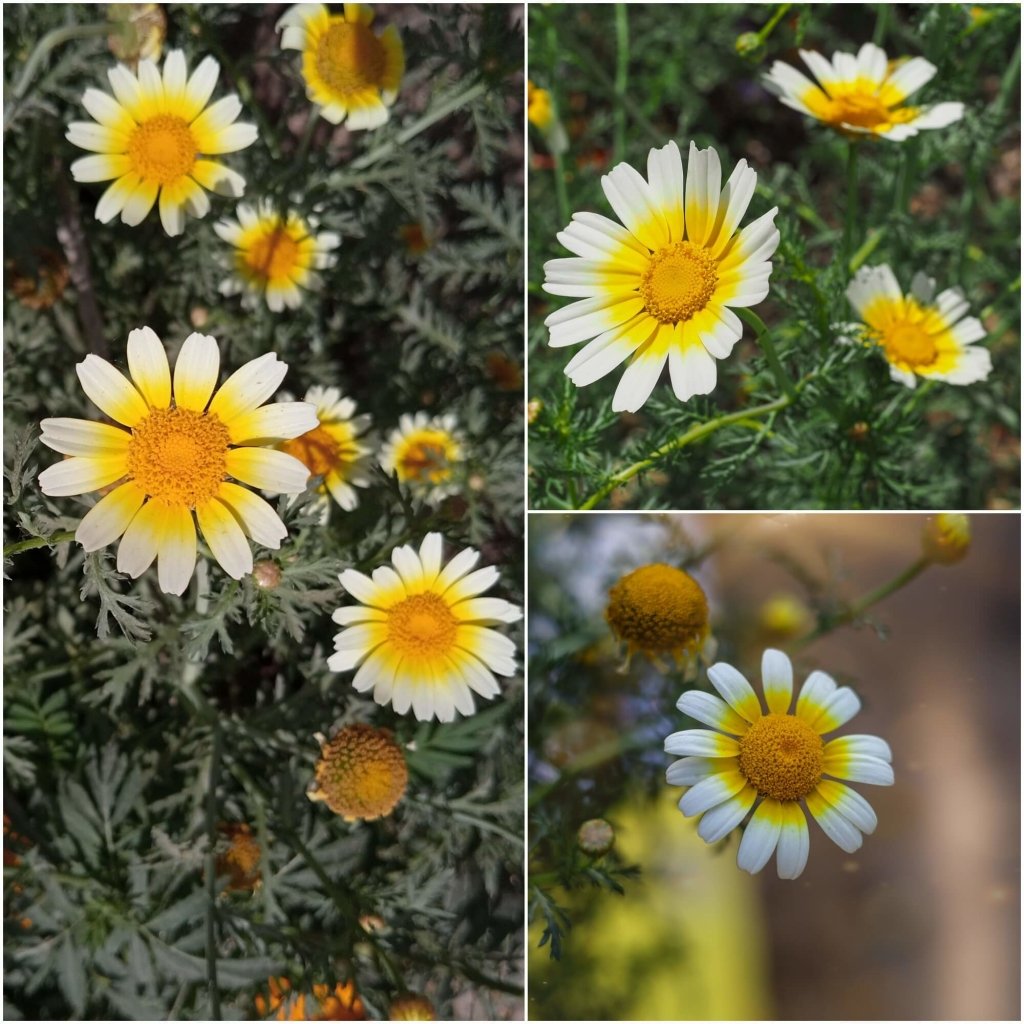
[541,41,990,411]
[605,562,893,881]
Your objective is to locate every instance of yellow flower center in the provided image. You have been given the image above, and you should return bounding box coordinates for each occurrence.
[396,436,454,484]
[315,19,386,97]
[127,407,230,507]
[605,563,709,657]
[243,226,302,285]
[127,114,197,186]
[805,86,920,132]
[880,320,939,369]
[279,424,345,477]
[738,713,824,802]
[387,593,457,658]
[640,241,718,324]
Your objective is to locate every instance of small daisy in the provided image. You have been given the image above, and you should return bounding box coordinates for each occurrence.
[765,43,964,141]
[379,412,464,507]
[66,49,257,236]
[278,385,374,513]
[543,140,779,412]
[37,327,316,595]
[213,201,340,312]
[328,533,522,723]
[277,3,404,130]
[665,649,894,879]
[845,264,991,388]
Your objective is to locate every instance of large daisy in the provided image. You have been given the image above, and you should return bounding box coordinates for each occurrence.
[66,49,257,236]
[37,328,316,595]
[845,264,991,388]
[277,3,404,130]
[543,140,780,412]
[328,533,522,723]
[765,43,964,141]
[278,385,374,513]
[214,201,340,312]
[379,412,464,507]
[665,649,894,879]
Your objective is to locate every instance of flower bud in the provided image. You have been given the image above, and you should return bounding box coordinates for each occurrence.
[577,818,615,857]
[922,514,970,565]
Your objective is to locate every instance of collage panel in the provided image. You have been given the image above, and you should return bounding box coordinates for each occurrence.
[3,4,524,1021]
[526,512,1020,1021]
[526,3,1020,510]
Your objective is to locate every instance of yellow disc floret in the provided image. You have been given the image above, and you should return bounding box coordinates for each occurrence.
[606,563,709,661]
[280,425,343,478]
[881,320,938,369]
[127,114,197,186]
[314,20,386,98]
[394,431,457,485]
[127,407,229,506]
[388,993,436,1021]
[387,593,457,659]
[243,227,303,285]
[640,241,718,324]
[308,724,408,822]
[738,713,824,801]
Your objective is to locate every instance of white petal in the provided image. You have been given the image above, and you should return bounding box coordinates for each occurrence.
[761,648,793,714]
[736,799,783,874]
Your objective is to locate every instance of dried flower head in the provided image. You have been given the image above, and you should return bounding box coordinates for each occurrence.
[215,822,261,892]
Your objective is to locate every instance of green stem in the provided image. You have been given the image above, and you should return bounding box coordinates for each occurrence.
[842,142,860,271]
[204,719,223,1020]
[4,530,76,557]
[872,3,890,45]
[993,40,1022,120]
[350,79,488,171]
[737,308,798,400]
[551,148,570,228]
[791,557,930,651]
[758,3,792,44]
[613,4,629,164]
[849,227,886,273]
[578,392,799,510]
[528,730,650,808]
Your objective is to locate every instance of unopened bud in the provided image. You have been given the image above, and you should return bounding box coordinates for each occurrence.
[922,514,970,565]
[577,818,615,856]
[735,32,765,61]
[252,560,282,589]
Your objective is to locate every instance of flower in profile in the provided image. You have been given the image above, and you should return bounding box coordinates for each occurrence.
[845,265,991,388]
[255,976,366,1021]
[37,327,315,595]
[277,3,404,130]
[66,49,257,236]
[328,533,521,722]
[666,649,894,879]
[922,513,970,565]
[527,80,568,154]
[606,563,710,667]
[278,386,374,514]
[307,724,408,822]
[543,140,779,411]
[214,202,340,312]
[388,993,436,1021]
[215,823,261,892]
[379,413,464,507]
[765,43,964,141]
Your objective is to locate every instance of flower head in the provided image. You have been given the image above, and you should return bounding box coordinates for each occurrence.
[279,386,374,514]
[606,563,710,664]
[577,818,615,856]
[544,140,779,411]
[765,43,963,141]
[307,724,408,822]
[845,265,991,388]
[922,513,970,565]
[107,3,166,65]
[37,328,315,595]
[255,976,366,1021]
[214,202,340,312]
[66,49,256,236]
[278,3,404,130]
[666,649,894,879]
[328,533,521,722]
[216,822,261,892]
[379,413,464,507]
[388,993,436,1021]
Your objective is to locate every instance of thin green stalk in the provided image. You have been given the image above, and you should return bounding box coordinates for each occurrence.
[551,148,570,228]
[849,227,886,273]
[737,308,798,400]
[791,557,930,651]
[757,3,792,44]
[842,142,860,271]
[993,40,1022,120]
[613,4,629,164]
[872,3,890,45]
[204,719,223,1020]
[528,730,649,808]
[4,530,76,558]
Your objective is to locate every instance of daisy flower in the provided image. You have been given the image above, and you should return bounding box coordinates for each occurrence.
[379,412,464,507]
[213,201,340,312]
[765,43,964,141]
[845,264,991,388]
[277,3,404,130]
[37,327,317,595]
[278,385,374,513]
[665,649,894,879]
[543,140,779,412]
[66,49,257,236]
[328,533,522,723]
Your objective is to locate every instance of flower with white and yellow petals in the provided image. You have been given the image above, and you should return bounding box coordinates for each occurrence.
[277,3,404,130]
[66,49,257,236]
[666,649,893,879]
[765,43,964,141]
[328,533,522,723]
[214,201,340,312]
[379,412,464,507]
[278,385,374,514]
[543,140,779,411]
[845,264,991,388]
[37,328,316,595]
